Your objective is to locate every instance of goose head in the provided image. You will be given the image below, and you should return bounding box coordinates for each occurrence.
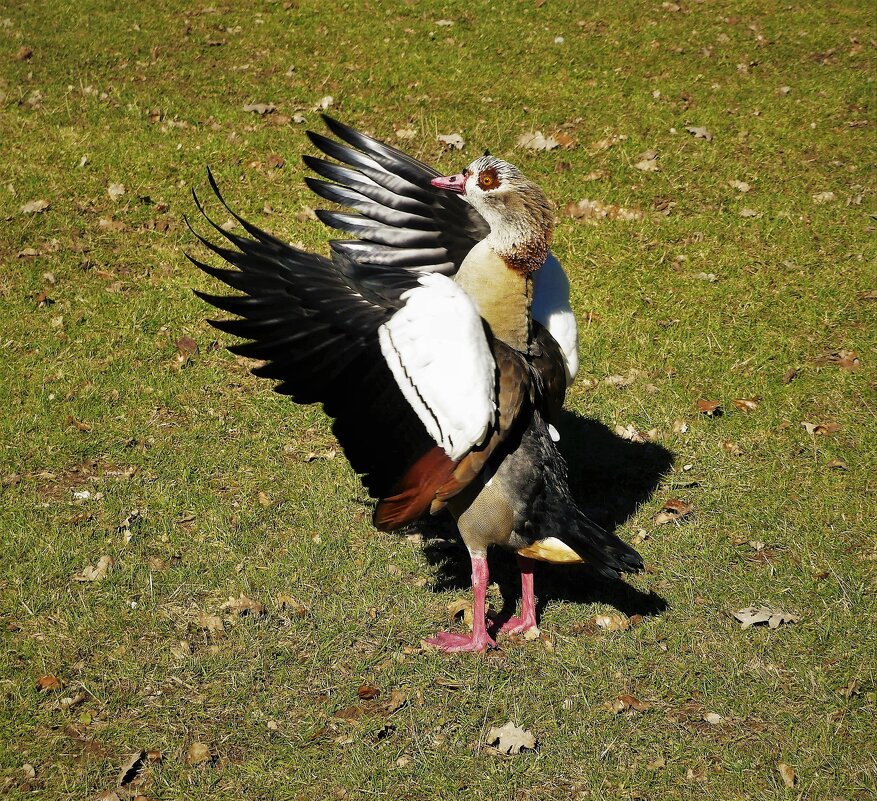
[431,155,554,275]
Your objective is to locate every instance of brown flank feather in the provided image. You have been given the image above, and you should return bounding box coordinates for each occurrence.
[373,447,457,531]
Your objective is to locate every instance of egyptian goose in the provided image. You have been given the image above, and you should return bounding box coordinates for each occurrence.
[188,116,643,652]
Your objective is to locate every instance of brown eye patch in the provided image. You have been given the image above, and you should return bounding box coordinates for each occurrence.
[477,167,501,191]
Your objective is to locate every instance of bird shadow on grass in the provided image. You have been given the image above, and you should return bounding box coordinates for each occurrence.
[414,410,674,621]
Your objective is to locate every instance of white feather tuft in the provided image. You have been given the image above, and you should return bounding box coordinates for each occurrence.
[379,273,496,460]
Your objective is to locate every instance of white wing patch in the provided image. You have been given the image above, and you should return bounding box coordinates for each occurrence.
[532,252,579,381]
[378,273,496,460]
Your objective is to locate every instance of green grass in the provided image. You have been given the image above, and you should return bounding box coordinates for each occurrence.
[1,1,875,798]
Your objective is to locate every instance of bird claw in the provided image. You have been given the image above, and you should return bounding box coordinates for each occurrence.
[423,630,496,653]
[495,615,539,637]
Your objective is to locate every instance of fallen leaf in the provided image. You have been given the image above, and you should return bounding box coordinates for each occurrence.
[739,207,762,218]
[380,689,408,715]
[186,742,213,766]
[566,199,644,222]
[395,127,417,140]
[196,613,225,635]
[243,102,276,115]
[17,45,33,60]
[634,150,659,171]
[732,606,799,629]
[358,684,380,700]
[447,598,473,627]
[74,555,113,582]
[606,693,650,714]
[811,191,835,204]
[721,440,743,456]
[732,398,759,413]
[554,132,577,149]
[729,180,751,193]
[703,712,723,724]
[316,95,333,111]
[267,154,285,169]
[304,448,337,462]
[802,421,840,436]
[107,183,125,201]
[221,593,264,617]
[685,125,713,141]
[856,289,877,302]
[486,721,536,755]
[36,675,62,692]
[813,349,860,370]
[117,750,147,786]
[594,614,630,631]
[170,640,192,659]
[276,593,308,617]
[782,367,798,384]
[672,419,688,434]
[697,399,722,416]
[826,458,847,470]
[437,132,465,150]
[517,131,559,151]
[21,199,50,214]
[654,498,693,526]
[778,762,796,788]
[435,19,454,27]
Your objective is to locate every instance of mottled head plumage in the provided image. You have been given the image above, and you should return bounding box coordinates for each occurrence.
[458,156,554,273]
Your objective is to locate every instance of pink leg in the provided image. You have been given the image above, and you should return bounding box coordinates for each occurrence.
[495,556,538,636]
[424,553,496,653]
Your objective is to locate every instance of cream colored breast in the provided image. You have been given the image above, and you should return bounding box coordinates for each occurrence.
[454,240,531,352]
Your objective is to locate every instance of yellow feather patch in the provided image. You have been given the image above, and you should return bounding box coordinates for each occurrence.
[517,537,584,564]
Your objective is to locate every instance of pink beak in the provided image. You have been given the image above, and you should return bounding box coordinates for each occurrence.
[430,172,467,194]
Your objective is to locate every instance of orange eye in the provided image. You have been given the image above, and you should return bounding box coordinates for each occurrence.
[477,168,500,191]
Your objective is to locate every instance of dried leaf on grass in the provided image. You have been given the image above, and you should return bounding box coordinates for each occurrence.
[36,675,62,692]
[517,131,559,151]
[437,133,465,150]
[21,199,50,214]
[811,191,835,204]
[606,693,650,714]
[654,499,693,526]
[486,721,536,755]
[802,421,840,436]
[186,742,213,766]
[221,593,264,617]
[634,150,659,171]
[732,606,800,629]
[565,198,644,222]
[615,423,659,443]
[107,183,125,201]
[276,593,308,617]
[196,614,225,635]
[729,180,751,193]
[685,125,713,141]
[394,127,416,140]
[594,614,631,631]
[447,598,473,627]
[778,762,797,788]
[117,750,153,786]
[732,398,759,413]
[243,102,276,115]
[812,350,861,370]
[74,555,113,582]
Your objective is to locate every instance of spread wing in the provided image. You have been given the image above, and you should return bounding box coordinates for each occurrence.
[306,116,579,380]
[188,171,530,529]
[304,115,489,275]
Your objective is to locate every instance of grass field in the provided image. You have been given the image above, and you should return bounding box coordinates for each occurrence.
[1,1,875,798]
